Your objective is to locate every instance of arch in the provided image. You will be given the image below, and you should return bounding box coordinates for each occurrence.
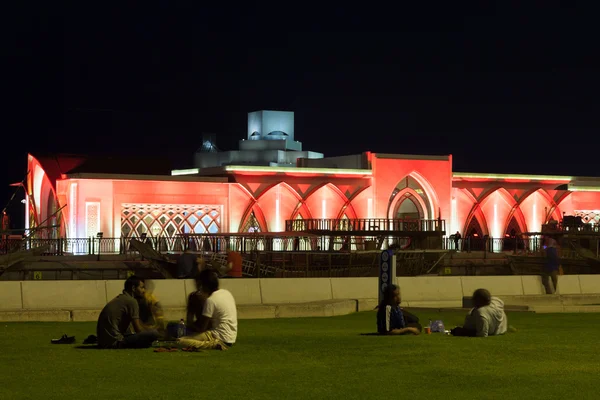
[549,191,573,221]
[504,216,522,237]
[469,185,506,206]
[304,182,357,220]
[396,195,423,219]
[462,207,490,238]
[241,210,262,233]
[254,182,303,232]
[408,171,440,218]
[336,185,371,220]
[388,188,429,219]
[238,204,268,233]
[462,187,522,239]
[519,188,564,230]
[256,181,303,203]
[386,174,436,219]
[27,155,63,238]
[465,216,486,238]
[503,206,528,235]
[290,200,314,220]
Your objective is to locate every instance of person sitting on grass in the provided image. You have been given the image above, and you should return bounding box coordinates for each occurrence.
[376,284,421,335]
[137,279,165,333]
[176,269,237,350]
[96,275,160,349]
[451,288,507,337]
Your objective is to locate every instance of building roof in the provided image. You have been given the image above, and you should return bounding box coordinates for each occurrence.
[34,153,174,177]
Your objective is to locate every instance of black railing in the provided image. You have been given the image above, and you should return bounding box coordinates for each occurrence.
[285,218,445,232]
[444,236,553,254]
[1,232,596,257]
[542,222,600,234]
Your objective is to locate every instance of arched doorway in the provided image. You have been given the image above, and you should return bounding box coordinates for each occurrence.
[503,216,524,252]
[465,217,486,251]
[387,175,434,221]
[395,194,423,219]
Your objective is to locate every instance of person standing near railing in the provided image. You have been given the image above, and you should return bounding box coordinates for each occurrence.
[453,231,461,251]
[542,237,560,294]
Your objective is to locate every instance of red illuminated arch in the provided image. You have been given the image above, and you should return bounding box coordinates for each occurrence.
[408,171,440,218]
[460,189,490,237]
[303,182,358,220]
[547,191,572,222]
[517,188,564,224]
[238,204,268,233]
[290,200,314,220]
[386,173,437,219]
[388,188,429,219]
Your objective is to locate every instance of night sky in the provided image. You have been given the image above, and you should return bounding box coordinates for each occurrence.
[3,3,599,226]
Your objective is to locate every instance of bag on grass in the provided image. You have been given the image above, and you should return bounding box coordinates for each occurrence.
[430,320,445,333]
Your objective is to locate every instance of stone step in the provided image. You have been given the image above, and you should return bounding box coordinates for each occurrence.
[0,299,359,322]
[529,305,600,313]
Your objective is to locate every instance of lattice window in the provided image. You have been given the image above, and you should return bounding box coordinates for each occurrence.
[574,210,600,225]
[121,204,221,238]
[86,202,100,238]
[242,211,261,233]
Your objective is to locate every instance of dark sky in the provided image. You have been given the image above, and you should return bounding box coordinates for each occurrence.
[3,3,600,223]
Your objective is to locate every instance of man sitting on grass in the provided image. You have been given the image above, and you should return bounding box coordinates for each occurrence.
[451,288,507,337]
[177,269,238,350]
[96,276,160,349]
[376,284,421,335]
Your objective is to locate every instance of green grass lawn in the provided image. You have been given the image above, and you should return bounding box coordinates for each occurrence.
[1,310,599,400]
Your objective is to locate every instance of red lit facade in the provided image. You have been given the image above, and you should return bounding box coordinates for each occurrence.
[26,152,600,244]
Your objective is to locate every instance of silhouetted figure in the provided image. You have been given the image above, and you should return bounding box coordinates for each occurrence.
[453,231,461,251]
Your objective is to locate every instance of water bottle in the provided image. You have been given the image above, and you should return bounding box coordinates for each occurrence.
[177,319,186,338]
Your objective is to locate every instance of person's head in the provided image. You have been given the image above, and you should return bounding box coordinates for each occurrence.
[472,288,491,308]
[144,279,155,294]
[124,275,146,298]
[381,284,401,307]
[194,268,219,295]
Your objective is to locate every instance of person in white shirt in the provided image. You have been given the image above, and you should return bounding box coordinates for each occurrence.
[451,288,508,337]
[178,269,238,350]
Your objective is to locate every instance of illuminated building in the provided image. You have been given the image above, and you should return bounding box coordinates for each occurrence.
[24,111,600,249]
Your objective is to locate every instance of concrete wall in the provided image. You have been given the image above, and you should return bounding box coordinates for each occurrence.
[2,275,600,313]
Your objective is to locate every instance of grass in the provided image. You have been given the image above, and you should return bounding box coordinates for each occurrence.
[1,310,599,400]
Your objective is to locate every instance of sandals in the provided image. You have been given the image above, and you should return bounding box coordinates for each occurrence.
[51,334,75,344]
[154,347,178,353]
[83,335,98,345]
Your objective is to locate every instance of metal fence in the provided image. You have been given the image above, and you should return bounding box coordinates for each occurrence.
[1,234,591,257]
[443,236,546,254]
[0,235,433,256]
[286,218,445,232]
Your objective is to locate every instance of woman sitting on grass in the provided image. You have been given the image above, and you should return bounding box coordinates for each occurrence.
[376,284,421,335]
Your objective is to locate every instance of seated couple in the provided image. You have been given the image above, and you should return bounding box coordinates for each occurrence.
[451,288,508,337]
[95,270,237,350]
[173,268,237,350]
[376,285,508,338]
